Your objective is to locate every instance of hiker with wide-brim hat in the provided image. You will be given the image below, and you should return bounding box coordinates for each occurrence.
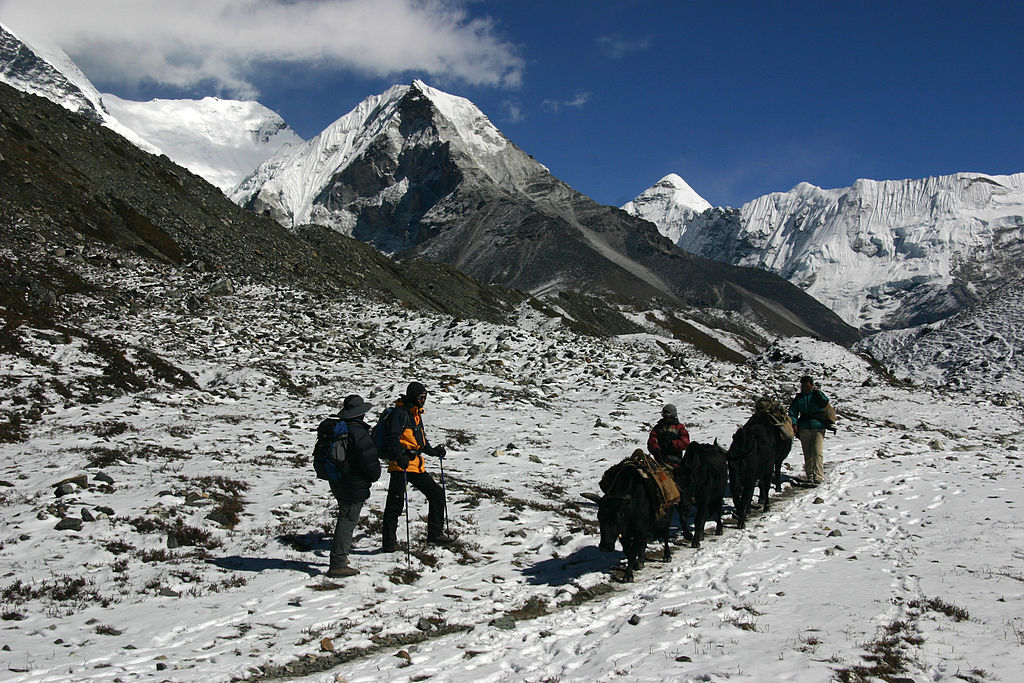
[326,394,381,577]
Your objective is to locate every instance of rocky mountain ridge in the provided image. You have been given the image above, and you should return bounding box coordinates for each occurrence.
[0,23,301,194]
[233,81,859,347]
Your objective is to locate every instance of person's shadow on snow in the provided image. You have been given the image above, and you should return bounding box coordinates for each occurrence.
[521,546,619,586]
[208,555,321,576]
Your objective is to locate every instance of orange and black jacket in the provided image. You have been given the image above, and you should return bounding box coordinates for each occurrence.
[385,399,435,473]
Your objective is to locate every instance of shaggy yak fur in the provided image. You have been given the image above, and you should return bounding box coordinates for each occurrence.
[677,440,728,548]
[597,464,671,582]
[727,412,781,529]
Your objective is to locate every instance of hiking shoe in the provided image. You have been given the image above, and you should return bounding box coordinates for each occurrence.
[326,566,359,578]
[426,535,455,546]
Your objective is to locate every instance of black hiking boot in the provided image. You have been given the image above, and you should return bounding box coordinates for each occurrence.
[426,534,454,546]
[326,565,359,578]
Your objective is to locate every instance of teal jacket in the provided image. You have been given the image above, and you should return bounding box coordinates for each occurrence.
[789,388,830,430]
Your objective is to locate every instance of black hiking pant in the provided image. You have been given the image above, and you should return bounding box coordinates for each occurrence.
[382,470,446,544]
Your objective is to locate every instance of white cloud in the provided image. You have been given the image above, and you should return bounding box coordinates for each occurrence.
[541,90,590,112]
[502,97,524,124]
[0,0,524,97]
[597,34,650,59]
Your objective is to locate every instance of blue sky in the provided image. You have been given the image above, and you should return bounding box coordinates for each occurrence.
[5,0,1023,207]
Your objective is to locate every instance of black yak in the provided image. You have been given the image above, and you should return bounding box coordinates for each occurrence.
[597,459,673,582]
[677,440,728,548]
[727,413,778,529]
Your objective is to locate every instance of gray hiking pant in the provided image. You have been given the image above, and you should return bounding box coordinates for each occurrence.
[798,427,825,483]
[329,484,364,569]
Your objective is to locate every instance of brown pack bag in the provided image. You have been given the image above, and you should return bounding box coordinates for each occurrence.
[629,448,680,517]
[753,396,795,440]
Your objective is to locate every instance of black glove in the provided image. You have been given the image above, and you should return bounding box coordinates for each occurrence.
[433,445,447,459]
[395,453,411,470]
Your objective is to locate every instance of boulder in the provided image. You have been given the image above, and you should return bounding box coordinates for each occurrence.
[55,517,83,531]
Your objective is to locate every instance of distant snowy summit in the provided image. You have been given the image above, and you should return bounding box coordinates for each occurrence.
[621,174,712,243]
[232,79,530,244]
[103,94,302,192]
[625,172,1024,331]
[0,22,301,192]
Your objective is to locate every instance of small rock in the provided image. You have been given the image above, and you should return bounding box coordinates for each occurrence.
[81,508,97,522]
[489,615,516,630]
[156,662,168,671]
[205,511,233,527]
[394,649,412,666]
[415,617,434,631]
[94,506,115,516]
[676,655,692,662]
[55,483,76,498]
[185,492,211,506]
[55,517,83,531]
[159,588,180,597]
[0,480,14,487]
[813,497,825,505]
[94,472,115,485]
[628,614,641,625]
[56,474,89,489]
[319,637,334,652]
[827,529,842,537]
[208,278,234,296]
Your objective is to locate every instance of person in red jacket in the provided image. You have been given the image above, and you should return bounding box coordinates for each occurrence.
[647,404,691,470]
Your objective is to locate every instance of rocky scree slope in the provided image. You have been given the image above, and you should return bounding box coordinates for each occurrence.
[0,81,525,334]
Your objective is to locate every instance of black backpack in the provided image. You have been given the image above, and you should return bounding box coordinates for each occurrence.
[371,407,395,458]
[312,418,351,481]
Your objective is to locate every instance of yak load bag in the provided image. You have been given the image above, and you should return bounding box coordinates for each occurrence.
[312,418,351,481]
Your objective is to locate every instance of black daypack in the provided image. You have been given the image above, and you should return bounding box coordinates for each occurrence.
[371,407,395,458]
[312,418,351,481]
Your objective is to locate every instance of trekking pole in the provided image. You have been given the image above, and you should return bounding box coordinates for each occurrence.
[439,455,450,536]
[403,469,411,569]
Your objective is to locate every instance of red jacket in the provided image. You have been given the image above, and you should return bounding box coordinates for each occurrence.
[647,419,690,460]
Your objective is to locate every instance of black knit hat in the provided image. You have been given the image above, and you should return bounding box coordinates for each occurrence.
[405,382,428,402]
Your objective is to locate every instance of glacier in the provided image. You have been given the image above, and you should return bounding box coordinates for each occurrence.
[626,172,1024,330]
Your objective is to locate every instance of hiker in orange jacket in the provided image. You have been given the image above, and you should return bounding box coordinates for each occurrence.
[380,382,450,551]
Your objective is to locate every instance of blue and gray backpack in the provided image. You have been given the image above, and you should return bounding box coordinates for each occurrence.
[312,418,351,481]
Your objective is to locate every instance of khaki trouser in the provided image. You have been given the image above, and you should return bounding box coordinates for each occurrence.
[798,427,825,483]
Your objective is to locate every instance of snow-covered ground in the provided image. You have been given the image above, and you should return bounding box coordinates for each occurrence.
[2,257,1023,683]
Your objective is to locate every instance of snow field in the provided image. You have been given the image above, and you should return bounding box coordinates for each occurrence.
[1,262,1023,682]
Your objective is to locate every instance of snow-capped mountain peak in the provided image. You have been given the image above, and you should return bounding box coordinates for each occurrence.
[231,80,537,237]
[101,93,303,192]
[621,173,712,243]
[629,171,1024,331]
[1,22,301,192]
[0,22,155,151]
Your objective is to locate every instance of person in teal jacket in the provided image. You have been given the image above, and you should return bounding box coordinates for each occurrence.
[789,375,830,486]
